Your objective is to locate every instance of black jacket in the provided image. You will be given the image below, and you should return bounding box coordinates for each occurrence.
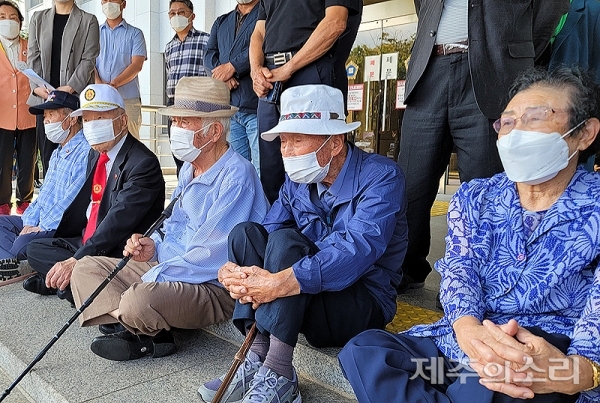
[405,0,570,118]
[55,134,165,259]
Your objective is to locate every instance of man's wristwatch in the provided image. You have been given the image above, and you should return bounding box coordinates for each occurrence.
[580,356,600,391]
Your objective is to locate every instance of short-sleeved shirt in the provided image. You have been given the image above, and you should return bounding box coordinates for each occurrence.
[164,27,210,100]
[96,20,147,100]
[258,0,357,54]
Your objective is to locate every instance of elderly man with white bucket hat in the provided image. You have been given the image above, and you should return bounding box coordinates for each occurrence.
[69,77,269,362]
[198,84,408,403]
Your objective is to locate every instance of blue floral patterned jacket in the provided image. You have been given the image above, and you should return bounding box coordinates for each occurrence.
[405,167,600,401]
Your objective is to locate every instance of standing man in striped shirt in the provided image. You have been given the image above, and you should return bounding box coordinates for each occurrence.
[164,0,210,174]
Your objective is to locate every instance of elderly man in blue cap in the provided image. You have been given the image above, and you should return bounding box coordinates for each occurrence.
[0,90,89,280]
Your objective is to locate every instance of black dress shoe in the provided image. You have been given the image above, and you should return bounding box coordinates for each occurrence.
[56,286,75,307]
[396,274,425,294]
[99,323,127,335]
[22,273,57,296]
[90,329,176,361]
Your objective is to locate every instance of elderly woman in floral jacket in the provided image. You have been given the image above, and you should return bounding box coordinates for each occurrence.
[340,67,600,403]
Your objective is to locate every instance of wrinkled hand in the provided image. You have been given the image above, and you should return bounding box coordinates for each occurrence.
[56,85,74,94]
[123,233,155,262]
[226,77,239,90]
[473,320,580,398]
[266,64,293,84]
[212,63,236,81]
[20,225,42,235]
[45,257,77,290]
[251,66,273,98]
[33,86,50,99]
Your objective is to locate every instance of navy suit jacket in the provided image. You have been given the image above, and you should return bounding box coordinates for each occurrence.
[205,6,259,113]
[549,0,600,83]
[54,134,165,259]
[406,0,570,119]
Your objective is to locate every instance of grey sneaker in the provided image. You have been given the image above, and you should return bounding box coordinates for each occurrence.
[198,351,262,403]
[242,366,301,403]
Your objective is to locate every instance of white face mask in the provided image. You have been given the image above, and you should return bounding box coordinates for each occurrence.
[282,136,333,184]
[45,115,72,144]
[170,123,213,162]
[496,123,584,185]
[102,2,122,20]
[236,0,254,4]
[83,115,124,146]
[170,15,190,32]
[0,20,20,40]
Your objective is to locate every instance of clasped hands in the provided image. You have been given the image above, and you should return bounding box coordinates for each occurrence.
[218,262,298,310]
[455,317,585,399]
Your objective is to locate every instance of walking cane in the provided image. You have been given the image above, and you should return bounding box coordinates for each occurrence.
[213,322,258,403]
[0,195,180,402]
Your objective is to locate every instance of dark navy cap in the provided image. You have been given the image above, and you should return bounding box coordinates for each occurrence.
[29,91,80,115]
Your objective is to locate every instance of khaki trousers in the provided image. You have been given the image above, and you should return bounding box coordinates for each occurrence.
[71,256,235,336]
[124,98,142,139]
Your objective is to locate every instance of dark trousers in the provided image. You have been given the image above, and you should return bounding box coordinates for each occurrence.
[0,127,37,205]
[0,216,55,260]
[166,97,184,176]
[229,221,384,347]
[398,53,503,282]
[26,237,81,276]
[339,328,579,403]
[258,55,335,203]
[36,115,57,178]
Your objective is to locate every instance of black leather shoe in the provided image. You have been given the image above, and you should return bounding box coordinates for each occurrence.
[56,286,75,307]
[90,329,176,361]
[396,274,425,294]
[22,273,57,296]
[99,323,127,335]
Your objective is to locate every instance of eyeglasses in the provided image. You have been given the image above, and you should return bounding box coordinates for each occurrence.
[493,107,570,134]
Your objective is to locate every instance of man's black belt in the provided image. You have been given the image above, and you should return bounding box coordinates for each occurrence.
[265,51,297,66]
[432,40,469,56]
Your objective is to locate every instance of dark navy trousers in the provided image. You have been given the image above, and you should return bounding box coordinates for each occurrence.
[339,328,579,403]
[229,221,384,348]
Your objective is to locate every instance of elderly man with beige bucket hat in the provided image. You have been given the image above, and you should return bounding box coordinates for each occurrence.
[70,77,270,361]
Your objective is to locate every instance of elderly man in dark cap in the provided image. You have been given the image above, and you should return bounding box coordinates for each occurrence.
[0,90,89,280]
[70,77,269,361]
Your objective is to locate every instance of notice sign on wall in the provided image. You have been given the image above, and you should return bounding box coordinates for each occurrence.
[363,55,381,82]
[396,80,407,109]
[348,84,364,111]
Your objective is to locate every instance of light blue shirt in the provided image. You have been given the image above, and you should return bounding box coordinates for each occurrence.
[96,20,147,100]
[141,146,269,285]
[22,131,90,230]
[405,168,600,402]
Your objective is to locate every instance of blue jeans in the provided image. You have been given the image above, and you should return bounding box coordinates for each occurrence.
[0,215,55,260]
[229,111,260,175]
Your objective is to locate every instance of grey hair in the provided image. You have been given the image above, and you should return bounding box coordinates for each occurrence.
[202,117,231,138]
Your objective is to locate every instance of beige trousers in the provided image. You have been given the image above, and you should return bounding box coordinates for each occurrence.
[124,98,142,139]
[71,256,235,336]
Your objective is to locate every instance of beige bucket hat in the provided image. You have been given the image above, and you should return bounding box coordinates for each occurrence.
[158,77,238,118]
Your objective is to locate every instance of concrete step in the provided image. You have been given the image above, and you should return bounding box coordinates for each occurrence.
[0,282,356,403]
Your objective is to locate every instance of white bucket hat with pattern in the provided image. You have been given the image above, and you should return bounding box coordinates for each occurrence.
[261,84,361,141]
